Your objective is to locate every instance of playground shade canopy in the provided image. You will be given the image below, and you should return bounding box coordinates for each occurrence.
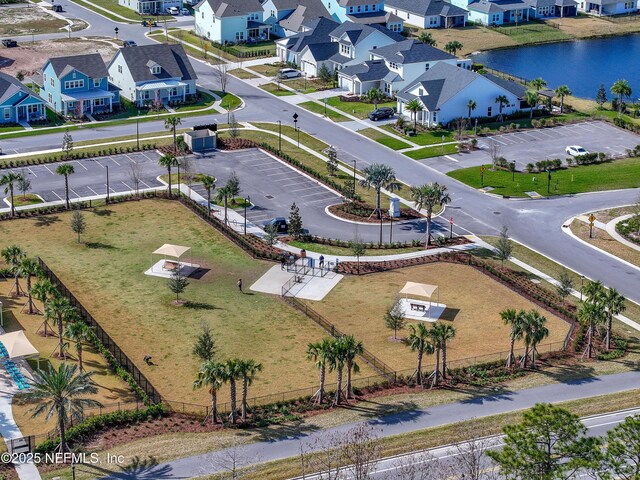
[0,331,39,359]
[152,244,190,259]
[399,282,438,298]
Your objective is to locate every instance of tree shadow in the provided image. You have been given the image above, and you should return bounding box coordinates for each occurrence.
[86,242,116,250]
[79,455,181,479]
[92,208,114,217]
[189,268,210,280]
[33,215,61,227]
[184,301,219,311]
[440,308,460,322]
[453,384,516,404]
[251,419,322,443]
[539,362,598,384]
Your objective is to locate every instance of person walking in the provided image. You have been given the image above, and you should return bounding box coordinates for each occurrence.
[319,255,325,269]
[237,278,243,293]
[281,254,286,270]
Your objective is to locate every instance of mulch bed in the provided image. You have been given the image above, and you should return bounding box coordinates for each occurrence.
[328,203,424,223]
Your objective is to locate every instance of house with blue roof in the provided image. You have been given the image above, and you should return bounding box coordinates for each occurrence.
[0,72,46,124]
[320,0,405,31]
[37,53,119,117]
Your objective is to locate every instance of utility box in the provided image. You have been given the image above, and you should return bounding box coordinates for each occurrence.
[184,129,216,153]
[389,197,401,218]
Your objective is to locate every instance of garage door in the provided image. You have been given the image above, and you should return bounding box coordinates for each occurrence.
[339,76,353,92]
[301,61,316,77]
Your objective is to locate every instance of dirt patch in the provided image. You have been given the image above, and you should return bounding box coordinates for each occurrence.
[0,38,117,77]
[0,6,68,36]
[554,15,640,38]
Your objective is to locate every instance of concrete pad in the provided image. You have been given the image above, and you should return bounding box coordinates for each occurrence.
[144,259,201,279]
[251,265,343,301]
[397,298,447,322]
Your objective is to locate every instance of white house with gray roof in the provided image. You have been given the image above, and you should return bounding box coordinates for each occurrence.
[575,0,633,15]
[263,0,332,36]
[107,44,197,108]
[337,39,470,95]
[194,0,270,44]
[396,62,526,126]
[384,0,467,28]
[526,0,577,17]
[118,0,181,14]
[276,17,340,64]
[319,0,405,31]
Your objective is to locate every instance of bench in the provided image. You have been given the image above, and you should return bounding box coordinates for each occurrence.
[410,303,427,312]
[163,260,180,271]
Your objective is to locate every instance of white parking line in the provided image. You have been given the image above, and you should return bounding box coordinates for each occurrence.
[110,157,121,166]
[121,181,133,190]
[265,172,293,177]
[490,137,508,145]
[104,184,117,193]
[301,192,334,199]
[70,188,81,198]
[87,186,99,195]
[140,180,151,188]
[51,191,63,201]
[93,160,105,169]
[27,167,37,178]
[443,155,458,163]
[44,165,55,175]
[74,161,88,170]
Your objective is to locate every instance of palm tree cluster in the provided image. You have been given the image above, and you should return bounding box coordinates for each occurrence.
[193,357,263,425]
[578,280,625,358]
[406,322,456,388]
[410,182,451,247]
[501,309,549,369]
[306,335,363,406]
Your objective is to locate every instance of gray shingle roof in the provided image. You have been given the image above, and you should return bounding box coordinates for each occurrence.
[304,42,339,61]
[195,0,261,17]
[484,74,526,98]
[0,71,41,105]
[280,17,339,52]
[112,44,197,83]
[346,11,405,24]
[385,0,467,17]
[340,60,401,82]
[329,22,405,45]
[467,0,503,12]
[47,53,108,80]
[279,1,332,32]
[370,39,456,64]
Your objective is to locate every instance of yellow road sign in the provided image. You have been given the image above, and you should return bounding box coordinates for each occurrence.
[588,214,596,223]
[480,166,486,173]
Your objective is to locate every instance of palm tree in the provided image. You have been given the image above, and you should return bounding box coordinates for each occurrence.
[0,172,24,217]
[223,359,242,424]
[18,257,41,314]
[193,360,226,424]
[437,323,456,380]
[501,308,524,368]
[523,310,548,368]
[530,77,547,92]
[328,339,347,405]
[237,358,262,422]
[444,40,463,56]
[406,323,434,387]
[365,87,386,110]
[158,154,179,198]
[55,164,75,209]
[340,335,363,399]
[583,280,605,304]
[467,100,477,120]
[1,245,26,296]
[554,85,572,114]
[417,32,437,46]
[15,363,102,452]
[410,182,451,246]
[359,163,401,219]
[405,99,422,130]
[306,339,333,404]
[199,174,216,216]
[611,79,632,115]
[64,321,93,372]
[525,91,539,119]
[428,323,443,387]
[164,116,182,152]
[495,95,509,121]
[215,185,232,225]
[602,288,625,351]
[48,296,74,360]
[578,301,606,359]
[32,279,57,336]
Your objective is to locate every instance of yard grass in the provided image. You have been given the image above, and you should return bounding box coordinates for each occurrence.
[6,194,43,207]
[0,125,24,134]
[247,63,285,78]
[69,0,142,22]
[0,201,366,408]
[259,83,296,97]
[229,40,276,56]
[149,32,222,65]
[571,219,640,269]
[492,21,572,44]
[229,69,258,79]
[215,91,242,111]
[357,128,411,150]
[288,240,424,257]
[0,281,135,437]
[0,6,69,36]
[282,78,332,94]
[381,124,455,146]
[404,143,459,160]
[173,92,218,113]
[299,101,351,122]
[447,158,640,197]
[417,25,518,56]
[326,96,396,120]
[304,262,570,372]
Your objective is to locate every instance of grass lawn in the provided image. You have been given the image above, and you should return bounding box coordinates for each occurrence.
[493,22,572,44]
[304,262,570,372]
[248,63,285,78]
[230,40,276,56]
[357,128,411,150]
[299,101,351,122]
[0,201,379,407]
[69,0,142,22]
[259,83,296,97]
[173,92,217,113]
[149,32,222,65]
[326,96,396,120]
[571,219,640,268]
[404,143,459,160]
[448,158,640,197]
[213,197,251,208]
[215,91,242,111]
[229,69,258,79]
[381,124,454,146]
[283,78,332,94]
[0,125,24,134]
[7,194,43,207]
[288,240,423,256]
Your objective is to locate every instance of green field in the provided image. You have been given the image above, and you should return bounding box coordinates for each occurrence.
[358,128,411,150]
[447,158,640,197]
[259,83,296,96]
[404,143,459,160]
[299,101,351,122]
[493,22,572,45]
[381,125,455,146]
[326,96,396,120]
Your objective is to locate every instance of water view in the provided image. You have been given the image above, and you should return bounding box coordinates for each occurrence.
[472,33,640,99]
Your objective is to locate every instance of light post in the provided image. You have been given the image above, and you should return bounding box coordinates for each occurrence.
[136,111,140,149]
[352,159,357,196]
[511,161,516,181]
[292,112,299,148]
[474,118,478,136]
[226,104,230,124]
[546,168,551,194]
[379,214,383,246]
[324,97,327,117]
[106,165,110,204]
[389,215,393,243]
[277,120,282,152]
[449,216,453,239]
[244,195,250,235]
[71,459,76,480]
[580,275,585,302]
[177,163,181,195]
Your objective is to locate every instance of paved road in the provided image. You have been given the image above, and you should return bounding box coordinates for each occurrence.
[89,370,640,479]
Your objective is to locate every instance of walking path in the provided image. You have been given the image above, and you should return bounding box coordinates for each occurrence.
[98,370,640,480]
[605,214,640,253]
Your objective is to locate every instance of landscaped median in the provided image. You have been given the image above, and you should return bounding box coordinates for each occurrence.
[298,101,351,122]
[357,128,412,150]
[404,143,459,160]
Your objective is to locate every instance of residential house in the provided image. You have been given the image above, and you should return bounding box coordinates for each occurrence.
[320,0,405,31]
[118,0,181,15]
[107,44,197,107]
[275,17,340,64]
[194,0,271,44]
[384,0,468,28]
[38,53,119,116]
[396,62,526,126]
[463,0,530,24]
[576,0,635,15]
[526,0,577,17]
[0,72,46,124]
[337,39,470,95]
[263,0,332,37]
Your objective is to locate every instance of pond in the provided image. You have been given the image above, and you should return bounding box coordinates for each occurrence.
[472,34,640,99]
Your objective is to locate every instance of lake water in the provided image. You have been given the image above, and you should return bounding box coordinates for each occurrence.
[472,34,640,99]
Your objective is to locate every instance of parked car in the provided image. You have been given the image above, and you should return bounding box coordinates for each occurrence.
[52,4,63,12]
[277,68,301,80]
[166,6,179,14]
[368,107,394,121]
[566,145,589,156]
[1,39,18,48]
[122,40,137,47]
[263,217,288,233]
[179,7,190,14]
[141,19,158,27]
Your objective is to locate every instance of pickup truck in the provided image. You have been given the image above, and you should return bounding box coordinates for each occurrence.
[2,39,18,48]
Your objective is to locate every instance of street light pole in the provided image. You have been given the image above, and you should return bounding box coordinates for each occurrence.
[136,113,140,150]
[352,159,357,195]
[547,168,551,194]
[580,275,585,302]
[106,165,110,204]
[277,120,282,152]
[379,214,383,246]
[511,161,516,181]
[244,195,250,235]
[292,112,299,148]
[389,215,393,243]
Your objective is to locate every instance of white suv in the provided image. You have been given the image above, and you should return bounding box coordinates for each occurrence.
[166,6,179,14]
[278,68,301,79]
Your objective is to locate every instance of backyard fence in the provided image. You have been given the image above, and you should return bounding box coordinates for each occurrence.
[482,66,531,86]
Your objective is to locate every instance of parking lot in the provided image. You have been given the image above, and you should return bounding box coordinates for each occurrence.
[423,121,640,173]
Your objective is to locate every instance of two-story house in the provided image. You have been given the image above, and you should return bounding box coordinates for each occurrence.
[337,39,470,95]
[194,0,271,44]
[384,0,468,28]
[0,72,46,124]
[263,0,332,37]
[276,17,340,66]
[396,62,526,126]
[320,0,405,31]
[38,53,119,116]
[108,44,198,107]
[118,0,181,15]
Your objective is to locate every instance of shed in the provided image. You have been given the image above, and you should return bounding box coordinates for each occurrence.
[184,129,217,152]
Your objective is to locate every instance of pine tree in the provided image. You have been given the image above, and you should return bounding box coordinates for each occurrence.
[596,84,607,108]
[167,270,189,304]
[265,223,279,247]
[318,63,332,84]
[192,323,217,363]
[62,128,73,158]
[229,112,239,138]
[384,303,406,340]
[288,202,303,239]
[70,209,86,243]
[326,146,338,176]
[495,225,512,268]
